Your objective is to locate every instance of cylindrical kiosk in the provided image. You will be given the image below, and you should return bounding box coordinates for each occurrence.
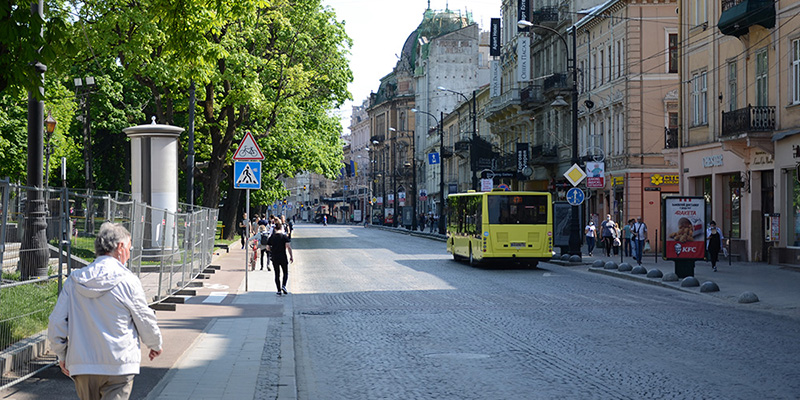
[123,117,184,254]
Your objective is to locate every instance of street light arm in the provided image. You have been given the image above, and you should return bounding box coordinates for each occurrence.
[517,20,570,66]
[437,86,470,105]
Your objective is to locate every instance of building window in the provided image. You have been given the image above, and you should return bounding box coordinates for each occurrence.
[792,39,800,105]
[756,48,768,106]
[728,61,737,111]
[691,72,708,126]
[694,0,706,26]
[599,49,605,85]
[668,33,678,73]
[593,52,598,88]
[580,60,586,93]
[608,45,612,81]
[789,169,800,246]
[723,174,741,239]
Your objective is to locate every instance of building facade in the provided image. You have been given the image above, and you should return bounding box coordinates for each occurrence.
[574,0,679,231]
[678,0,800,262]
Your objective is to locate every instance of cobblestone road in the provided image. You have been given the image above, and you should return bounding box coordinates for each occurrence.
[290,225,800,399]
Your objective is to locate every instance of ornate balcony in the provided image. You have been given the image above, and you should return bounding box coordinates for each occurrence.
[486,88,521,122]
[520,84,546,108]
[543,73,569,93]
[721,105,775,138]
[531,7,559,29]
[718,0,775,37]
[530,144,559,165]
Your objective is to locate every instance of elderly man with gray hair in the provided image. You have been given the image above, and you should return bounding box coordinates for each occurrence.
[48,222,163,400]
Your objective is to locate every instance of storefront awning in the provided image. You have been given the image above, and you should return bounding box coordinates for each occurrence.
[772,128,800,142]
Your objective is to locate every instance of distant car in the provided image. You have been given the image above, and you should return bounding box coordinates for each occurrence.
[314,214,337,224]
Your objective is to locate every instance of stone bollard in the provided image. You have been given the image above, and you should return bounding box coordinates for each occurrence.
[591,260,605,269]
[700,281,720,292]
[604,261,618,270]
[631,265,647,274]
[561,254,571,262]
[680,276,700,287]
[662,272,679,282]
[569,255,582,263]
[737,291,759,303]
[618,262,632,272]
[646,269,663,278]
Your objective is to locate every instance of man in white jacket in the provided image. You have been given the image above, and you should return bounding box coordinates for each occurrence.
[48,222,163,400]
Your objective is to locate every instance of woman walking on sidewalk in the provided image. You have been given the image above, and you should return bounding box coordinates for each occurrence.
[584,221,596,256]
[267,221,294,295]
[706,221,724,272]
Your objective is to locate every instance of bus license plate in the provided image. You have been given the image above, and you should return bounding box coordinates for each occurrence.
[510,242,525,248]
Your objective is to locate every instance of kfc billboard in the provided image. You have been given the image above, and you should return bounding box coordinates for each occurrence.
[663,196,706,260]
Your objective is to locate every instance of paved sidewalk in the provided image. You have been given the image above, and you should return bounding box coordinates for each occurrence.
[563,250,800,319]
[144,246,296,400]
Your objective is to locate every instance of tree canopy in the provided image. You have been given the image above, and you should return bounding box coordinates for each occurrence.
[0,0,352,238]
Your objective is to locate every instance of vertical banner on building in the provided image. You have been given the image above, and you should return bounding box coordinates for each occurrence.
[490,60,501,98]
[516,143,529,173]
[663,197,706,260]
[490,18,501,56]
[517,35,530,82]
[585,161,605,188]
[518,0,530,32]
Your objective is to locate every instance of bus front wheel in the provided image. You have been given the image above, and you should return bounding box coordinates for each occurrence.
[469,246,476,266]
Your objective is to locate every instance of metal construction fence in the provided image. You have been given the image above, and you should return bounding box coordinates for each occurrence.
[0,178,218,389]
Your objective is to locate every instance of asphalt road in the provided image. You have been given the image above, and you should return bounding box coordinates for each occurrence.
[290,225,800,399]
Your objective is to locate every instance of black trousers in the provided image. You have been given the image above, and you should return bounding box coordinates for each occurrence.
[709,249,720,267]
[260,248,270,269]
[274,261,289,291]
[602,236,613,256]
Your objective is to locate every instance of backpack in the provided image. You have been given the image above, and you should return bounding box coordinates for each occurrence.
[260,233,269,246]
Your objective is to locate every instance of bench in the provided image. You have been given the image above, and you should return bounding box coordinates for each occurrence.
[214,244,229,253]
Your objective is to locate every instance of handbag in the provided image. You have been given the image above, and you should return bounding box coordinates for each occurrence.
[643,240,651,252]
[613,237,621,246]
[723,247,729,257]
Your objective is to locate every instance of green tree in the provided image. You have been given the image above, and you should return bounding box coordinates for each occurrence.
[74,0,351,238]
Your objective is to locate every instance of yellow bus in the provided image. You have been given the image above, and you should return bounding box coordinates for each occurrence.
[446,190,554,267]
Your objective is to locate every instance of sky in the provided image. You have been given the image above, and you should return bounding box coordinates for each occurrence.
[321,0,501,135]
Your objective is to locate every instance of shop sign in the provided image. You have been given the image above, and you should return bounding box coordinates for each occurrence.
[650,174,679,186]
[703,154,723,167]
[611,177,624,187]
[586,162,605,188]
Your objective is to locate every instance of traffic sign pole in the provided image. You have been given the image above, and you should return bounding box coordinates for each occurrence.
[245,188,249,291]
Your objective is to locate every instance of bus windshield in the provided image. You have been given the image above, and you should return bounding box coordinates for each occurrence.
[487,195,549,225]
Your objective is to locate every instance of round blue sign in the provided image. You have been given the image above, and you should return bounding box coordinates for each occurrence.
[566,187,585,206]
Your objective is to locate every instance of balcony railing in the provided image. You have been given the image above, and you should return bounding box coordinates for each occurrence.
[531,7,559,26]
[520,84,545,106]
[721,105,775,138]
[665,127,678,149]
[543,73,568,93]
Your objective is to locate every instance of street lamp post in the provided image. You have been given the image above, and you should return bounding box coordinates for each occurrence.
[518,19,582,258]
[412,108,445,235]
[438,87,478,189]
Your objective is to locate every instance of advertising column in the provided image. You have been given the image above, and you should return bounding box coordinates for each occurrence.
[663,196,706,277]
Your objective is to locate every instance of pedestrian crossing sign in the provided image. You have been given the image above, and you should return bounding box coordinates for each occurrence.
[234,161,261,189]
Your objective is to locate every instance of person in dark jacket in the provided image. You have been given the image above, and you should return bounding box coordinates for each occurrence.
[706,221,725,271]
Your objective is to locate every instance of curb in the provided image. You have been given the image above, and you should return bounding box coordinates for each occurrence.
[368,225,447,242]
[586,266,700,296]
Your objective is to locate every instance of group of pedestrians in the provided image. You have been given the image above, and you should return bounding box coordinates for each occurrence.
[246,213,295,296]
[585,215,648,265]
[417,213,438,233]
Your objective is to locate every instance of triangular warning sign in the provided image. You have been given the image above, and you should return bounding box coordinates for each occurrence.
[236,164,259,185]
[232,131,265,160]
